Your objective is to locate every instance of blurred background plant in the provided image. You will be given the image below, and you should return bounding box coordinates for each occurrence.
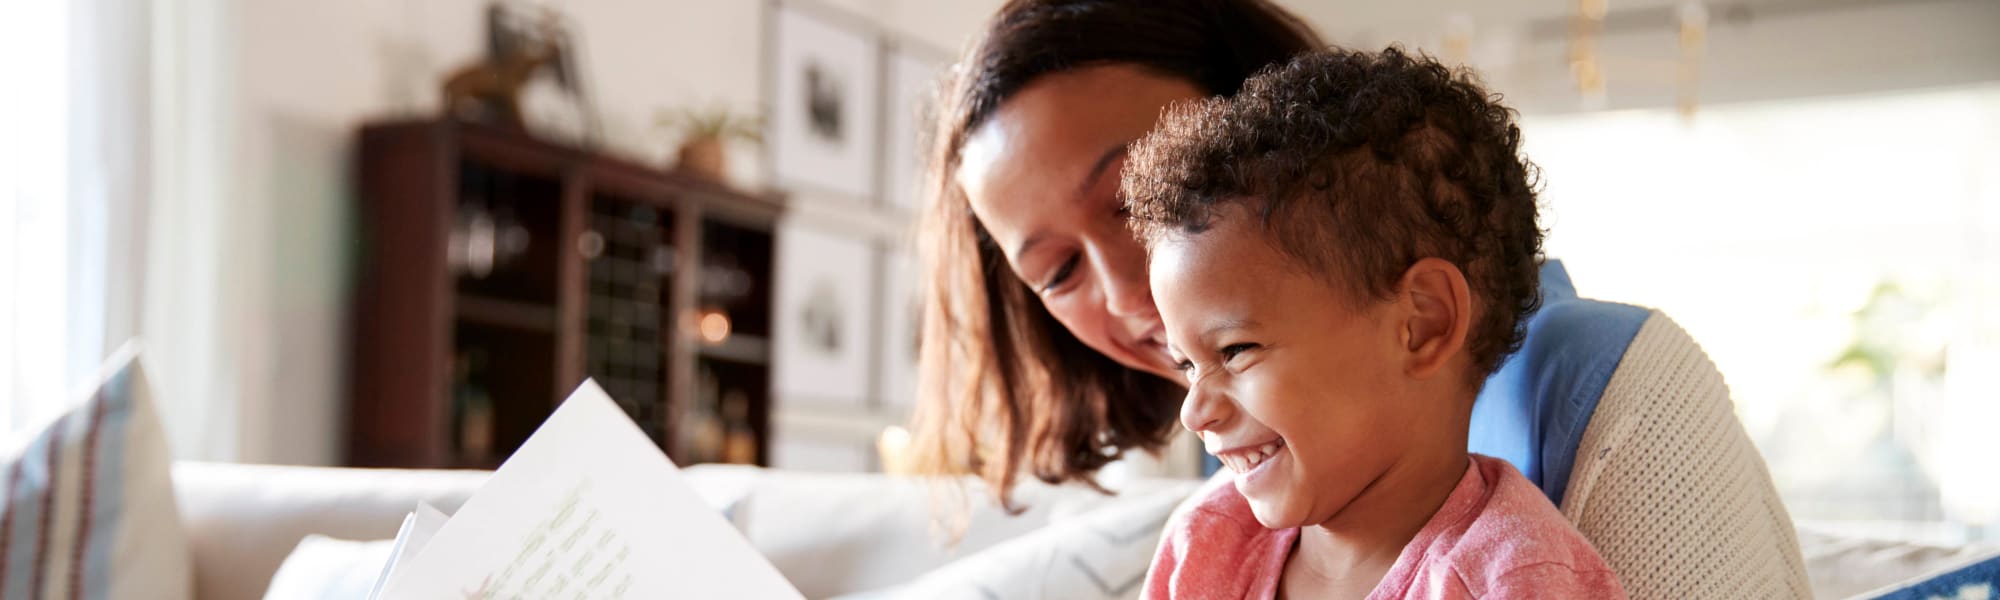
[658,104,763,182]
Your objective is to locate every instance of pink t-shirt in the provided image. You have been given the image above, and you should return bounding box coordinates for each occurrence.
[1146,454,1625,599]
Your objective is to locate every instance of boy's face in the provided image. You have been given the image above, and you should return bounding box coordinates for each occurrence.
[1152,209,1425,530]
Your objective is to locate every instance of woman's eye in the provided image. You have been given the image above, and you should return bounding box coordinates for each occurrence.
[1174,358,1194,373]
[1219,343,1258,362]
[1040,254,1080,293]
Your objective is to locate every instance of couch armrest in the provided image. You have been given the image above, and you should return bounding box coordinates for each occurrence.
[735,469,1200,598]
[171,461,490,600]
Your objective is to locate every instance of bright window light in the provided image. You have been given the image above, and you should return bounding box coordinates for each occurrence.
[0,1,72,435]
[1524,84,2000,543]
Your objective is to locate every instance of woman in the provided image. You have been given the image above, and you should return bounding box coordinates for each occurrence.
[908,0,1320,508]
[905,1,1813,597]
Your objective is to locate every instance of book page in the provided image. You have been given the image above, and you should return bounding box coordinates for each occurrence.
[376,381,802,599]
[402,502,451,560]
[367,512,419,600]
[370,502,451,600]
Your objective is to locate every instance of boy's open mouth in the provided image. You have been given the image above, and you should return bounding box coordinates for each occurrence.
[1215,437,1287,474]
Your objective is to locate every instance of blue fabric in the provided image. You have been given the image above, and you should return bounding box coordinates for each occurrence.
[1468,260,1650,507]
[1871,553,2000,599]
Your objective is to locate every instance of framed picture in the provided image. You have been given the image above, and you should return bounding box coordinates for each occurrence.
[772,221,876,406]
[769,3,881,200]
[880,44,949,213]
[875,248,920,410]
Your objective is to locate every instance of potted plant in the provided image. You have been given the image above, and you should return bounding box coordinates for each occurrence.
[657,105,762,183]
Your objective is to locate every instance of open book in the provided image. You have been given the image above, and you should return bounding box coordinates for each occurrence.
[369,380,804,599]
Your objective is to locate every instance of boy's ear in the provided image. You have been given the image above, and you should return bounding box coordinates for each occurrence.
[1397,258,1473,380]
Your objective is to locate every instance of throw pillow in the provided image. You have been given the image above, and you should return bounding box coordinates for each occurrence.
[0,344,191,599]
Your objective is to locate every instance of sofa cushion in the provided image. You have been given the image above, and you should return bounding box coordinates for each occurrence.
[734,468,1194,598]
[172,462,489,600]
[0,344,189,600]
[260,535,395,600]
[834,480,1200,599]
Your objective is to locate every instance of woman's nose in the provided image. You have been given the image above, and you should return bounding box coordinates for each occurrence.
[1095,238,1156,320]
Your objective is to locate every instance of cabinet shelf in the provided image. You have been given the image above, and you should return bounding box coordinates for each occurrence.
[698,333,770,365]
[455,293,558,332]
[348,118,783,469]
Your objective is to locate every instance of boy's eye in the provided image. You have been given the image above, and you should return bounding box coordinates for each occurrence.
[1040,253,1080,293]
[1219,343,1258,362]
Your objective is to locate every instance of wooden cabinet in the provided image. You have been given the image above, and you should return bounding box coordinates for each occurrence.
[347,119,780,469]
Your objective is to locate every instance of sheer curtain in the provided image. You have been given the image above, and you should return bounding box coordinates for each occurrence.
[0,0,151,436]
[1524,84,2000,542]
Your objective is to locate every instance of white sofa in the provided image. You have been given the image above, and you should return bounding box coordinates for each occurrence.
[172,462,488,600]
[172,460,1204,600]
[174,460,1996,600]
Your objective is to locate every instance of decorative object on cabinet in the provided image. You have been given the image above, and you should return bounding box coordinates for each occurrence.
[440,2,599,144]
[657,104,763,184]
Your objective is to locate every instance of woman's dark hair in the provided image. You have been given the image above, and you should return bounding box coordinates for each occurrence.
[908,0,1323,514]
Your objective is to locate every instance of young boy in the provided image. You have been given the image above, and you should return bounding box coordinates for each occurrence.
[1123,47,1624,598]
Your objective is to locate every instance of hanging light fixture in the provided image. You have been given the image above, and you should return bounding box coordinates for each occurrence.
[1443,13,1475,67]
[1570,0,1609,109]
[1677,2,1709,119]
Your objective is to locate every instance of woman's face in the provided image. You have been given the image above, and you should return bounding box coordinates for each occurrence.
[956,64,1201,381]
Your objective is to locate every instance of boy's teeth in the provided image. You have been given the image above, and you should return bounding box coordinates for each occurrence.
[1220,441,1287,474]
[1216,440,1280,474]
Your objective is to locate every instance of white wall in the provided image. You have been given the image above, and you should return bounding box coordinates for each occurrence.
[159,0,991,465]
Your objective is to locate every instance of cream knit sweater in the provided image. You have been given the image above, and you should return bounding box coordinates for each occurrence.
[1562,311,1812,598]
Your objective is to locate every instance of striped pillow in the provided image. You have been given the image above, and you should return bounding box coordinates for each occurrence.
[0,347,190,600]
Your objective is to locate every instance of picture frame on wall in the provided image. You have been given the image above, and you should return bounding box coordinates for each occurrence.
[880,43,950,213]
[772,221,876,406]
[769,2,882,200]
[875,248,920,410]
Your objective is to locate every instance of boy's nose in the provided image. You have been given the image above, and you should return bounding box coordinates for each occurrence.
[1179,379,1228,434]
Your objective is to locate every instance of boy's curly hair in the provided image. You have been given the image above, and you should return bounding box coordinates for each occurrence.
[1122,46,1544,380]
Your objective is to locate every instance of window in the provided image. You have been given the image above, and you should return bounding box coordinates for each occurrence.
[1524,84,2000,543]
[0,1,74,434]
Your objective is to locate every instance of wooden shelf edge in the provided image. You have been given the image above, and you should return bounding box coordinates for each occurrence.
[455,293,560,332]
[696,333,771,364]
